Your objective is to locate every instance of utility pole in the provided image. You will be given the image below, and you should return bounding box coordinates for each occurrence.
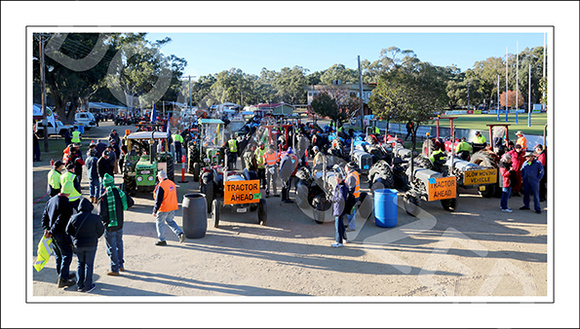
[37,34,49,152]
[357,55,364,131]
[182,75,196,111]
[528,64,532,127]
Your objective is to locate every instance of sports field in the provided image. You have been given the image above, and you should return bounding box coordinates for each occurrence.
[423,113,548,139]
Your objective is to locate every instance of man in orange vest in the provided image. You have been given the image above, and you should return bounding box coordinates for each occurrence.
[344,162,361,231]
[264,144,280,198]
[515,131,527,151]
[152,170,185,246]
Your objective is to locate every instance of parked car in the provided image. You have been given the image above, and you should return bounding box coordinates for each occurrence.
[35,120,74,137]
[74,112,97,130]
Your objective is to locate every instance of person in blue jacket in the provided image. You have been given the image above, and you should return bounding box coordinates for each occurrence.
[331,170,349,248]
[519,151,544,214]
[66,198,104,292]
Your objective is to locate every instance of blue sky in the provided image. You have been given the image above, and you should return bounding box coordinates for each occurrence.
[146,32,546,79]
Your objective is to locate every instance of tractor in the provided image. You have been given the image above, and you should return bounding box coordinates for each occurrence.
[122,131,175,195]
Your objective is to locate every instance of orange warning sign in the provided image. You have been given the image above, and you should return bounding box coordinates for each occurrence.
[427,176,457,201]
[224,179,261,205]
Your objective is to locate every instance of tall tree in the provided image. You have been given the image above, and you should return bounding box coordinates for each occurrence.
[310,92,341,122]
[34,33,117,123]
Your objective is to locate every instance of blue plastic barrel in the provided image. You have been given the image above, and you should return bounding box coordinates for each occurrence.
[374,189,398,228]
[77,124,85,134]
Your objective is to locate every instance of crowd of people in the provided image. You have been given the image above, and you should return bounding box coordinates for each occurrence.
[41,126,188,293]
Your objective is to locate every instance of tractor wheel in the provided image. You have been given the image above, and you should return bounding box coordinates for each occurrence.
[440,197,458,212]
[193,163,200,182]
[414,154,434,170]
[403,193,421,217]
[212,199,220,228]
[470,151,500,198]
[203,182,214,213]
[258,199,267,226]
[123,176,136,196]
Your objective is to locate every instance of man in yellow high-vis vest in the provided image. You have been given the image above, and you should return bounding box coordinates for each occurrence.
[71,126,81,144]
[60,163,82,210]
[227,135,238,170]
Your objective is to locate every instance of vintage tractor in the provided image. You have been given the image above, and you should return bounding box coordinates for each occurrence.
[189,118,226,183]
[210,154,267,228]
[122,131,175,195]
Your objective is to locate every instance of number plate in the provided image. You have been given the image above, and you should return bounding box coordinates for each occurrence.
[236,207,248,213]
[478,185,487,191]
[140,170,150,174]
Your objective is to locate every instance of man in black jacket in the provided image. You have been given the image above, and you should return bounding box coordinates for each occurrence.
[66,198,104,292]
[41,180,76,288]
[98,173,134,276]
[97,151,114,192]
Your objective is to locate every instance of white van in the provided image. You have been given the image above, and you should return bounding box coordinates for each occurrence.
[74,112,96,130]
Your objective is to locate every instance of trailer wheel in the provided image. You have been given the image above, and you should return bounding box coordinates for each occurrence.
[403,194,421,217]
[212,199,220,228]
[440,198,458,212]
[258,199,267,226]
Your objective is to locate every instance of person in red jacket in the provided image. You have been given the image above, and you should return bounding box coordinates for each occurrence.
[507,144,524,196]
[498,153,514,212]
[152,170,185,246]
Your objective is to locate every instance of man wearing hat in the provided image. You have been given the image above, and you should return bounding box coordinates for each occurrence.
[472,130,487,145]
[152,170,185,246]
[515,131,527,151]
[41,180,76,288]
[520,151,544,214]
[47,160,65,197]
[97,150,114,193]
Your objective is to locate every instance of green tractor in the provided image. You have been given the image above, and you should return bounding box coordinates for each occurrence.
[188,118,226,182]
[122,131,174,195]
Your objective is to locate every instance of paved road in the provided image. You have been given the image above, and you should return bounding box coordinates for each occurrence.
[30,120,549,299]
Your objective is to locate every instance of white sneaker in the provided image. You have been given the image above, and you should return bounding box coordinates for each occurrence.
[501,208,513,213]
[331,243,344,248]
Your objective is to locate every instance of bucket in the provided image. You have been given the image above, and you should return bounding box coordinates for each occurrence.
[182,193,207,238]
[374,189,398,228]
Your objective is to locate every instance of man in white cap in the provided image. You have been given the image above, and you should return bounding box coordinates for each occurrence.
[520,151,544,214]
[152,170,185,246]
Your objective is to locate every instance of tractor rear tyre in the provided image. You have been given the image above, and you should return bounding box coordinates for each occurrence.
[258,199,267,226]
[414,154,434,170]
[202,182,214,213]
[212,199,220,228]
[470,151,500,198]
[440,197,458,212]
[403,193,421,217]
[193,163,200,182]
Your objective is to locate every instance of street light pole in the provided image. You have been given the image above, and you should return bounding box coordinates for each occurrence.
[39,34,49,152]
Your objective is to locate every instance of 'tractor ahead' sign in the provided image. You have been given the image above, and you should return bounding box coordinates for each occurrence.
[428,176,457,201]
[224,179,261,205]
